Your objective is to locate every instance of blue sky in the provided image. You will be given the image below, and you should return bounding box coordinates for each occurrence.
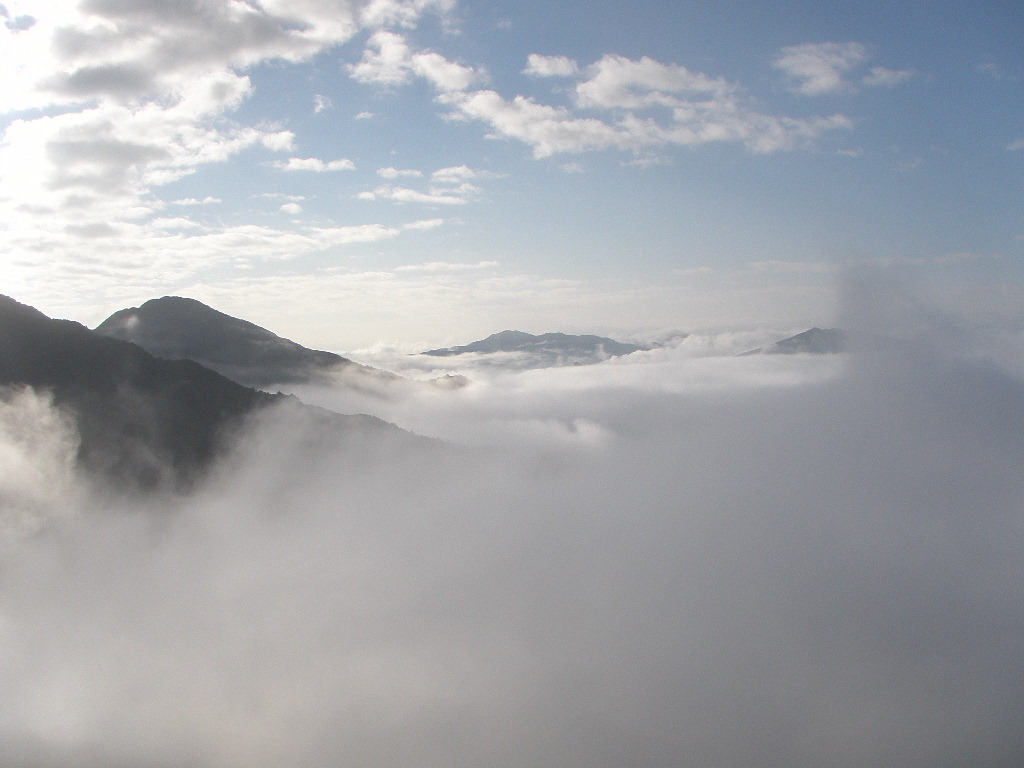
[0,0,1021,350]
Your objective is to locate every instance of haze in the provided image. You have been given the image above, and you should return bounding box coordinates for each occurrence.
[2,279,1022,767]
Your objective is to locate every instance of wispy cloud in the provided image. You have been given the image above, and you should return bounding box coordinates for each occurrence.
[443,53,849,156]
[172,196,221,206]
[774,42,914,95]
[346,34,851,158]
[361,165,486,204]
[358,0,457,30]
[774,42,870,95]
[359,185,477,205]
[378,166,423,178]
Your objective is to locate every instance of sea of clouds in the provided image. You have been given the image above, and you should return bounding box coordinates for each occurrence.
[1,278,1022,767]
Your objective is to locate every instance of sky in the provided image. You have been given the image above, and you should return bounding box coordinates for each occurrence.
[0,0,1022,350]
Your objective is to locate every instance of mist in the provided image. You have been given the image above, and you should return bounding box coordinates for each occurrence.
[2,280,1023,767]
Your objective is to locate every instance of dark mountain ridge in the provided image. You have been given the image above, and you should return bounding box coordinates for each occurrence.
[740,327,848,356]
[0,296,416,490]
[95,296,404,392]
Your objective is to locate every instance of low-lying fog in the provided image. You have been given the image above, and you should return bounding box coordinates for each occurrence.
[2,280,1022,767]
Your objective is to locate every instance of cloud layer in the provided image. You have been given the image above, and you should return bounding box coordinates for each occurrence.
[2,282,1022,767]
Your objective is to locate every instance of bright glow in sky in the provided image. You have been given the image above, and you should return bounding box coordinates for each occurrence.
[1,0,1021,350]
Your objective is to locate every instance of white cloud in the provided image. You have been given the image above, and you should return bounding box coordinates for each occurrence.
[378,166,423,178]
[0,1,365,113]
[774,42,870,95]
[431,165,478,183]
[0,1,464,322]
[0,93,293,224]
[275,157,356,171]
[348,30,413,86]
[439,90,627,157]
[0,210,451,319]
[575,54,732,110]
[400,217,445,230]
[362,166,486,204]
[412,49,485,92]
[313,93,331,113]
[172,196,221,205]
[440,78,850,158]
[1007,139,1024,151]
[149,216,202,230]
[346,36,850,160]
[523,54,579,77]
[360,184,477,205]
[258,193,306,201]
[348,30,484,92]
[0,0,428,308]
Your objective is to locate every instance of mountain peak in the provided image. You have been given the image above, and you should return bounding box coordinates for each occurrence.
[1,295,284,489]
[740,327,847,356]
[96,297,362,388]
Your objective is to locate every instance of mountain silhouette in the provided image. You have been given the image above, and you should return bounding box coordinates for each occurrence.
[423,330,647,368]
[95,296,405,393]
[0,296,417,490]
[740,327,848,356]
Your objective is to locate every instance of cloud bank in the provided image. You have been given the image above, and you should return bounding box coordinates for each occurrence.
[2,282,1022,767]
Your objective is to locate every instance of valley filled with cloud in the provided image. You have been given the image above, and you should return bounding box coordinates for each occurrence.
[2,281,1022,767]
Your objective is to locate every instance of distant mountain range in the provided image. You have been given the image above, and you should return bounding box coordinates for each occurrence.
[740,327,848,356]
[423,330,648,368]
[0,296,426,490]
[2,293,850,489]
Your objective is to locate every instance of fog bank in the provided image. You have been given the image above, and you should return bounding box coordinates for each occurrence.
[1,283,1022,767]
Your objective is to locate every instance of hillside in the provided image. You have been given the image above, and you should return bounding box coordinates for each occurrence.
[0,296,414,490]
[740,327,848,356]
[95,296,404,392]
